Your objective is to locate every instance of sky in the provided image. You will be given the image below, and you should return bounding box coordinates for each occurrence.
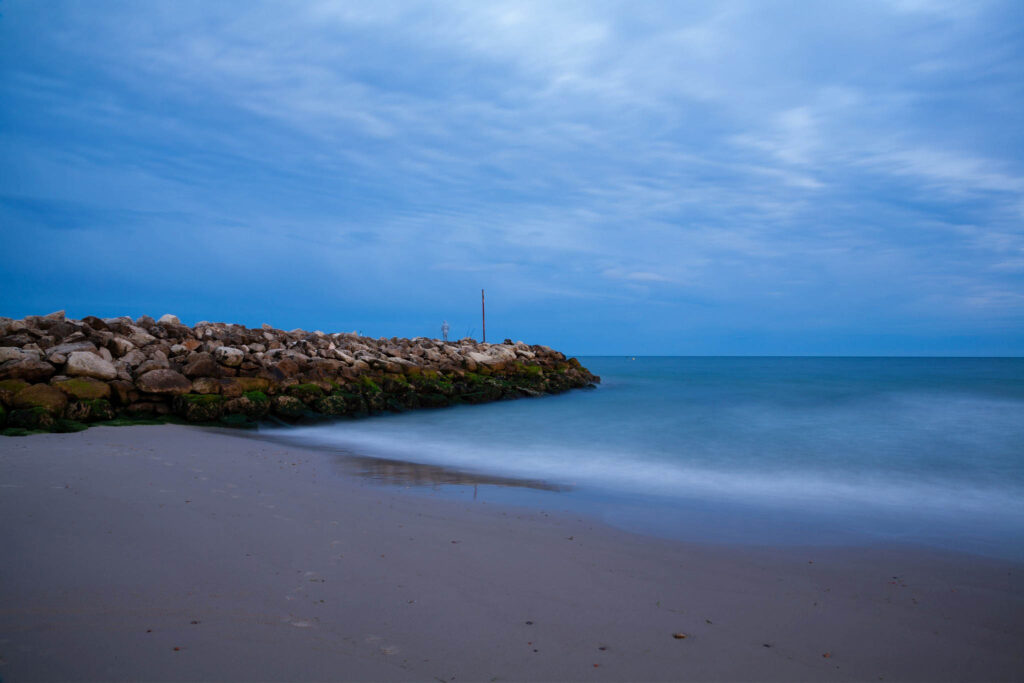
[1,1,1023,355]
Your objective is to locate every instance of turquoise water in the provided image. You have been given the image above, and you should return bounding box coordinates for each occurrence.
[264,357,1024,559]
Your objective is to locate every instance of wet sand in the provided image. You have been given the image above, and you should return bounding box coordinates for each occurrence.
[1,425,1022,682]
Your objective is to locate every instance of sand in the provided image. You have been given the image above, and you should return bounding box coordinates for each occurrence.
[1,425,1022,682]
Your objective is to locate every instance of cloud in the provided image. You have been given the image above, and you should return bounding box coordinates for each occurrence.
[1,0,1022,352]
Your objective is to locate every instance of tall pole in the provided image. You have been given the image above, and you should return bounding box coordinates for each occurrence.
[481,288,486,343]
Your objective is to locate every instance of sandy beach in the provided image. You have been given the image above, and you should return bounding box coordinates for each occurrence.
[1,425,1022,682]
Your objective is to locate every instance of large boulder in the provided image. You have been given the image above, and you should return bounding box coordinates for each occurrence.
[52,377,112,400]
[0,347,31,364]
[183,354,221,378]
[66,351,117,380]
[157,314,181,325]
[0,379,31,405]
[12,383,68,415]
[0,358,56,382]
[135,369,192,395]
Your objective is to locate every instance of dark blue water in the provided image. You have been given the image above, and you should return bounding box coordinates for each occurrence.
[264,357,1024,559]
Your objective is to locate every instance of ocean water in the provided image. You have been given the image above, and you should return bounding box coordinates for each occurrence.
[262,357,1024,559]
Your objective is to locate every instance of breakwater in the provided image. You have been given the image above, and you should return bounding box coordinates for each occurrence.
[0,311,599,435]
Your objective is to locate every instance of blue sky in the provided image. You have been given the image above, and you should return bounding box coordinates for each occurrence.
[1,1,1022,354]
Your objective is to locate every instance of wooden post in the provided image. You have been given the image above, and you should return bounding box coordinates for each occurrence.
[481,289,486,343]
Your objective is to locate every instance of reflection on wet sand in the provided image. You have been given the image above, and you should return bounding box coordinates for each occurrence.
[336,453,567,492]
[238,428,567,492]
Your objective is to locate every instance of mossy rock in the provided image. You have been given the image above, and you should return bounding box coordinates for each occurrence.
[272,395,306,419]
[357,376,381,394]
[172,393,225,422]
[514,362,543,377]
[224,394,270,420]
[364,390,387,413]
[234,377,271,393]
[0,403,6,427]
[53,377,111,400]
[287,383,325,403]
[66,398,115,422]
[7,407,57,431]
[0,379,30,406]
[243,390,269,403]
[313,394,349,416]
[12,384,68,415]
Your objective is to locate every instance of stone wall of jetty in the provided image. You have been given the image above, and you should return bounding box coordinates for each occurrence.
[0,311,599,435]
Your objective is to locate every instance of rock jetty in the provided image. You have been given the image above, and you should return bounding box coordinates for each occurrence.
[0,311,599,435]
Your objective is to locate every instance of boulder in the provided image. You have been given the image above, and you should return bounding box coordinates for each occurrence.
[0,358,56,382]
[191,377,221,394]
[157,314,181,325]
[82,316,109,331]
[0,379,31,405]
[272,395,306,419]
[52,377,111,400]
[214,346,244,367]
[135,369,192,395]
[272,358,301,378]
[183,355,221,378]
[0,347,30,364]
[7,408,56,431]
[48,340,98,357]
[126,325,156,347]
[173,394,225,422]
[108,380,137,405]
[66,398,115,422]
[12,383,68,415]
[224,393,270,420]
[136,357,170,375]
[66,351,118,381]
[108,336,135,357]
[121,349,147,367]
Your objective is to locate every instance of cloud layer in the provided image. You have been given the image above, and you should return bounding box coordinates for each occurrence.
[2,0,1022,353]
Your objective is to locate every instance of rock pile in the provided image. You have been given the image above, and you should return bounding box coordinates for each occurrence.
[0,311,599,435]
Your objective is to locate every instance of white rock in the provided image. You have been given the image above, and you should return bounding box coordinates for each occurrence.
[158,314,181,325]
[108,336,135,357]
[213,346,244,367]
[0,347,28,363]
[126,325,156,347]
[66,351,117,380]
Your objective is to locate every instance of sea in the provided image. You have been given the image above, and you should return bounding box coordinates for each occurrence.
[261,357,1024,560]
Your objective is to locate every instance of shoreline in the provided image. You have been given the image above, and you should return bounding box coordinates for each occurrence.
[2,424,1023,681]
